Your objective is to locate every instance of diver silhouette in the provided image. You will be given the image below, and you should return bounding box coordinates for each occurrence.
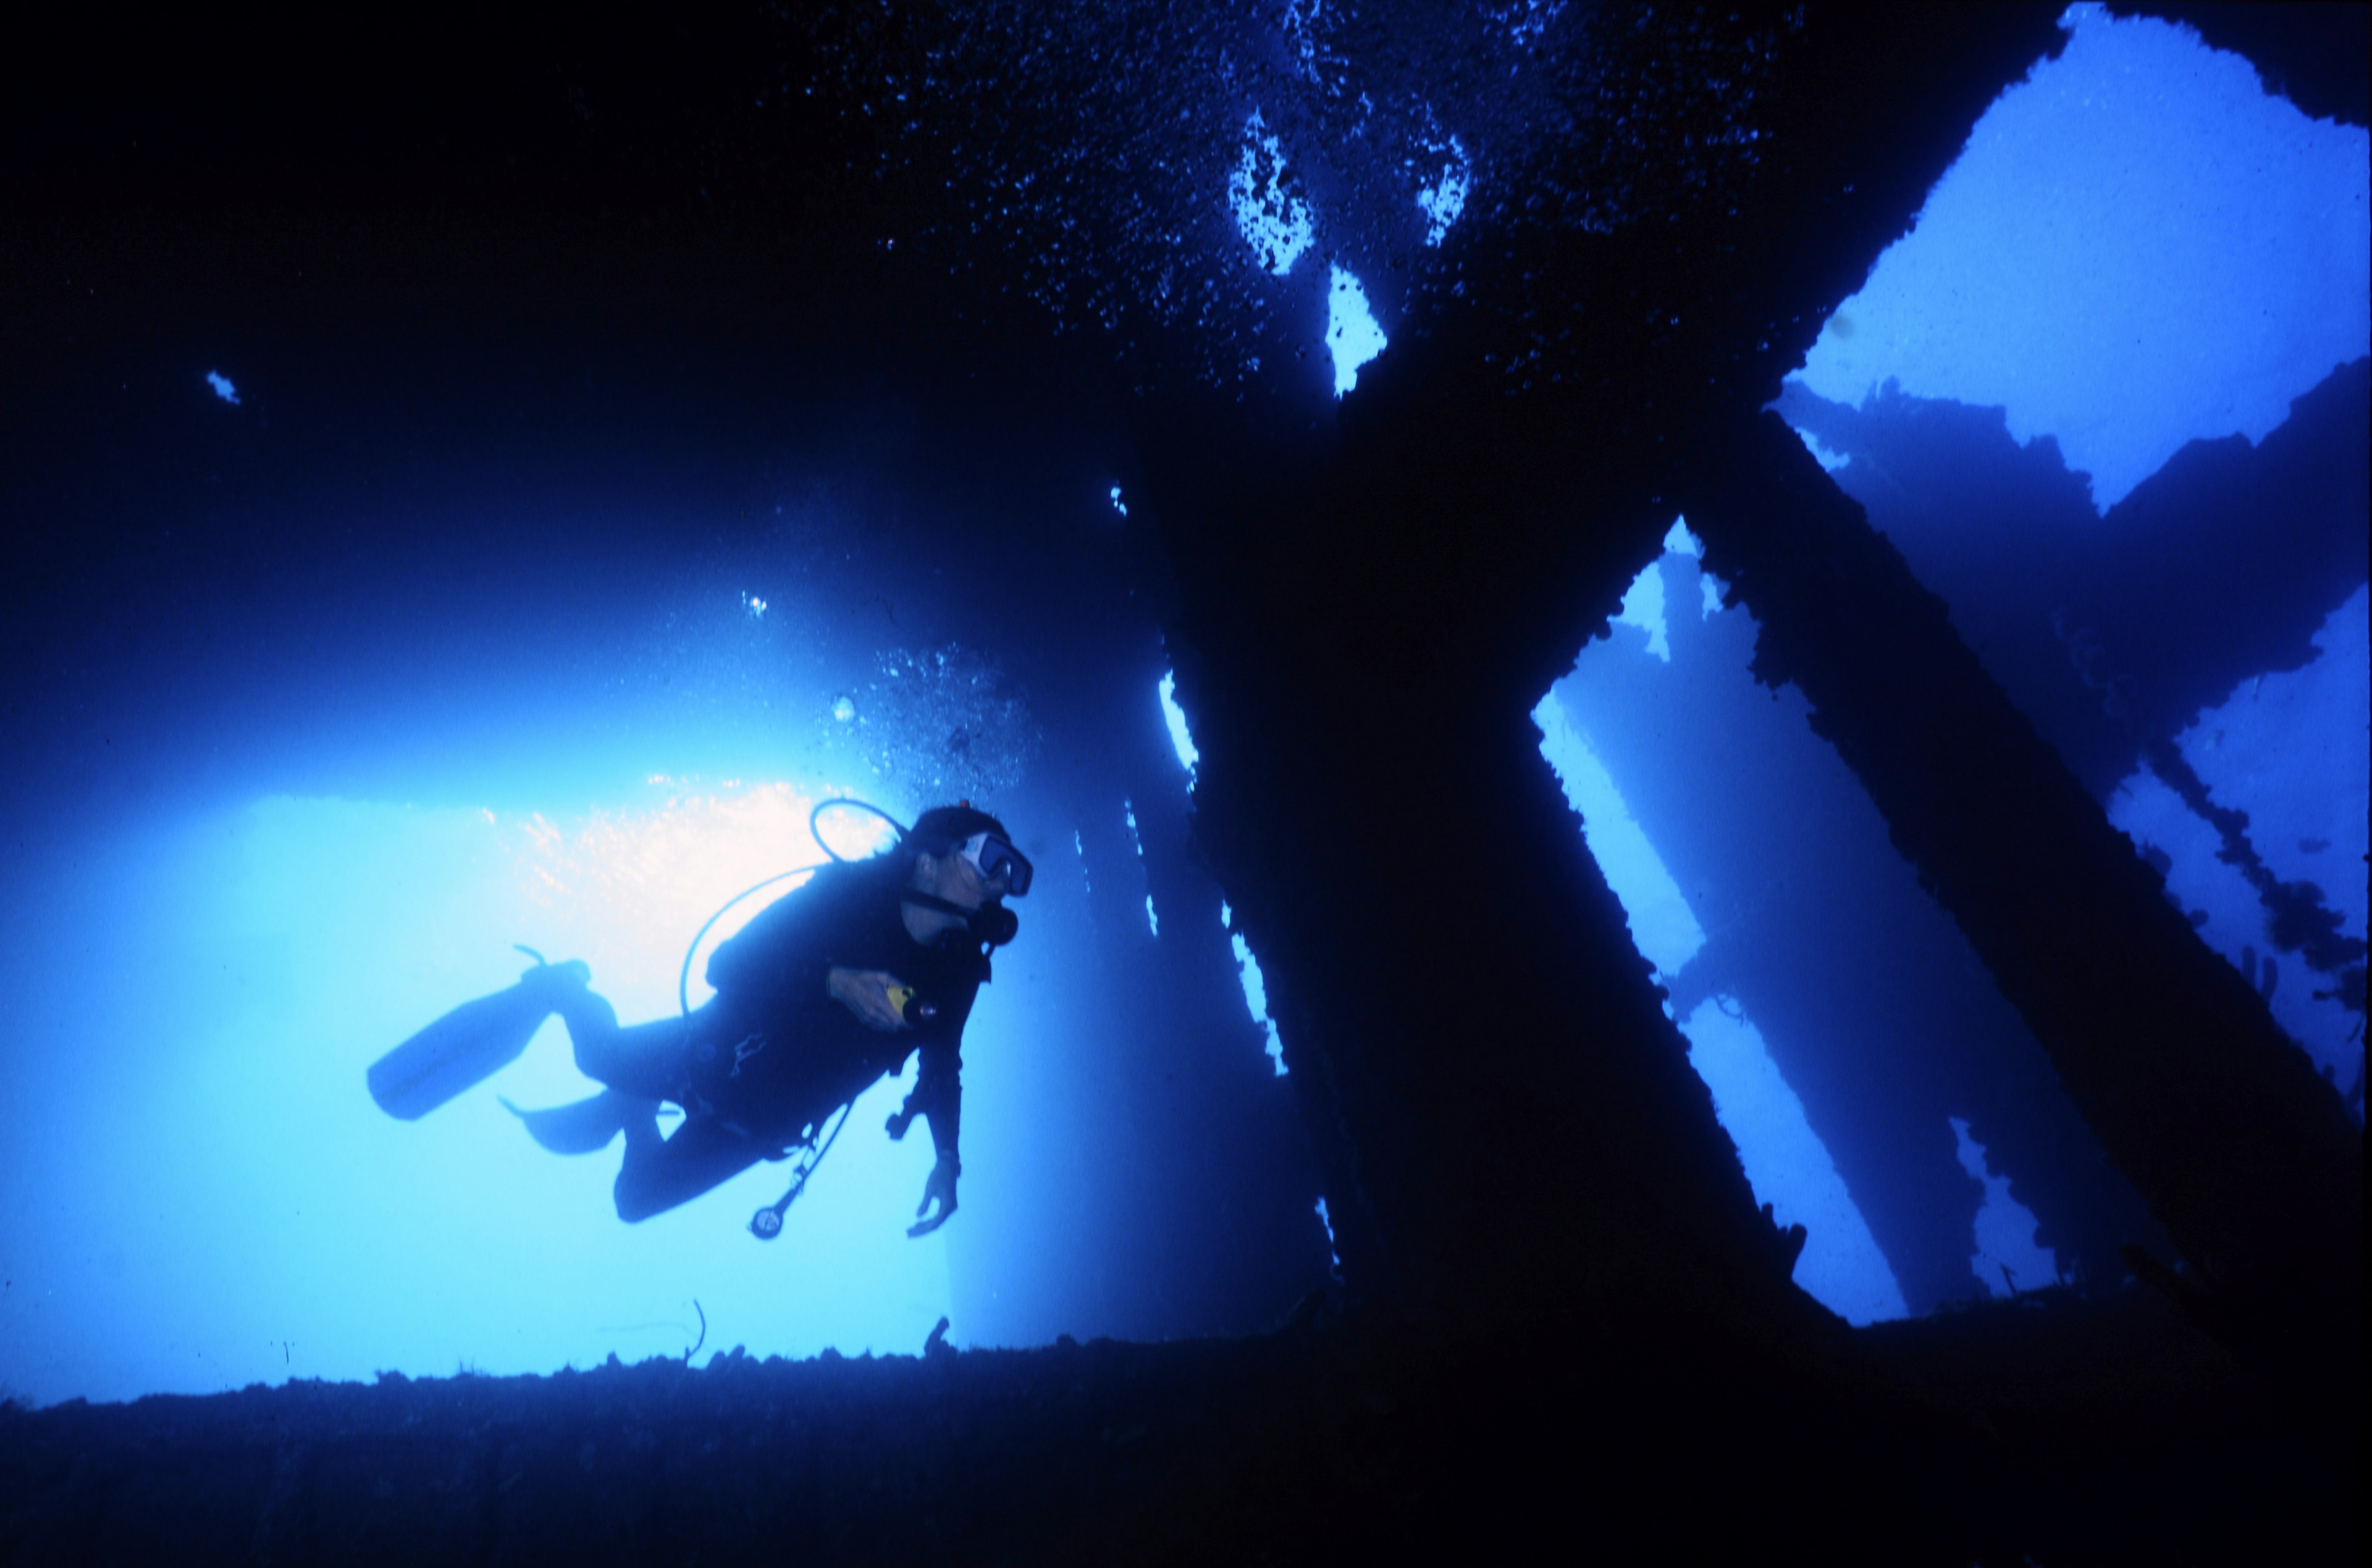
[368,804,1030,1233]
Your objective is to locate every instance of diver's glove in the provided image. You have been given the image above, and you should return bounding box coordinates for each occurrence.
[908,1157,959,1238]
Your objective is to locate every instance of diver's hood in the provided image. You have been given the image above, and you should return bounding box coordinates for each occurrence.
[901,888,1020,947]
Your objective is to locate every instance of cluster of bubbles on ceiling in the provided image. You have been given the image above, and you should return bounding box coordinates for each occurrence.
[820,641,1043,802]
[794,0,1791,392]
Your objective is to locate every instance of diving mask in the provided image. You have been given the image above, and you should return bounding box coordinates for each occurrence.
[957,831,1033,895]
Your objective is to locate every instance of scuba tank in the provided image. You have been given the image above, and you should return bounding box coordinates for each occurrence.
[677,797,1014,1020]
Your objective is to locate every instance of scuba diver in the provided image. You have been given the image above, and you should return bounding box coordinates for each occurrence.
[367,803,1032,1236]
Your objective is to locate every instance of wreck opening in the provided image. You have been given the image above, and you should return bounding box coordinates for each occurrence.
[1775,3,2369,1113]
[1531,4,2365,1336]
[1541,520,2150,1323]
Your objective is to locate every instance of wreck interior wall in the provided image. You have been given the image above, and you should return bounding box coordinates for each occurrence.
[966,584,1329,1346]
[1131,5,2077,1326]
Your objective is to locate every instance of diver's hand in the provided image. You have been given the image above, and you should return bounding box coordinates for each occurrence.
[828,967,912,1032]
[907,1158,959,1237]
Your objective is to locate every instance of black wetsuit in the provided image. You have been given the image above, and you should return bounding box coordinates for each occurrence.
[574,855,990,1220]
[697,855,985,1157]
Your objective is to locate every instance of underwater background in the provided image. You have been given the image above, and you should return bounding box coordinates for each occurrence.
[1,2,2363,1417]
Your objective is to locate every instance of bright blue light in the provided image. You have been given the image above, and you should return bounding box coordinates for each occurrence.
[1326,266,1388,397]
[1314,1196,1340,1273]
[1536,670,1904,1324]
[1144,894,1159,937]
[1230,929,1287,1076]
[1644,519,1727,624]
[1108,485,1129,518]
[1415,137,1470,246]
[205,370,240,405]
[1532,694,1702,975]
[1791,426,1851,474]
[1680,996,1909,1325]
[2109,585,2370,1095]
[1794,2,2371,509]
[1229,111,1315,277]
[1157,671,1200,779]
[1612,550,1671,663]
[1951,1117,2060,1296]
[1502,0,1564,48]
[0,785,956,1404]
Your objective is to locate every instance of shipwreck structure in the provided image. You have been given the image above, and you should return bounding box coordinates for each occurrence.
[2,3,2361,1561]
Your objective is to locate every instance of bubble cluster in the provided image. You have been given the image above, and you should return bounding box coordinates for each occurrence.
[797,1,1790,392]
[817,642,1042,803]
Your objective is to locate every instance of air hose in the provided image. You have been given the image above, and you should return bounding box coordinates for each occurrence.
[675,798,912,1018]
[748,1102,854,1240]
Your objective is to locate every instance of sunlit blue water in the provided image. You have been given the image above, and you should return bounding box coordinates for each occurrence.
[1797,2,2370,510]
[0,784,975,1404]
[0,639,1310,1406]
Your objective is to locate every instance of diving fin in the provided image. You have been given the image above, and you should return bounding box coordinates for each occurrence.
[499,1089,657,1155]
[366,952,589,1121]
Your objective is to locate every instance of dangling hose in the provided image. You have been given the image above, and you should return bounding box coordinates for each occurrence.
[675,798,912,1018]
[748,1102,856,1240]
[676,868,813,1019]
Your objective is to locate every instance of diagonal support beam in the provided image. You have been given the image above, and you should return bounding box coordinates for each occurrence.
[1687,409,2363,1411]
